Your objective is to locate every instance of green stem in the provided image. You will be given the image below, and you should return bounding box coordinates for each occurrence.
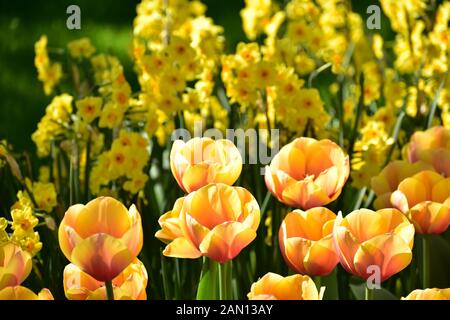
[314,276,322,291]
[365,285,374,300]
[105,280,114,300]
[422,236,430,288]
[218,263,225,300]
[196,258,219,300]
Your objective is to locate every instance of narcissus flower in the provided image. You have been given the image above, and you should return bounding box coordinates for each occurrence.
[391,170,450,234]
[279,207,338,276]
[157,183,260,263]
[247,272,324,300]
[265,137,349,209]
[58,197,143,282]
[0,242,32,290]
[371,160,432,210]
[405,126,450,176]
[170,137,242,193]
[63,259,148,300]
[0,286,53,300]
[402,288,450,300]
[333,209,415,282]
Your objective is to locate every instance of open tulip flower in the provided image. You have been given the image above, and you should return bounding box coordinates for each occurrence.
[265,137,349,209]
[371,160,433,210]
[63,259,148,300]
[402,288,450,300]
[170,137,243,193]
[391,170,450,234]
[247,272,324,300]
[58,196,143,282]
[333,208,415,282]
[279,207,338,276]
[0,242,32,290]
[157,183,260,263]
[0,286,53,300]
[405,126,450,176]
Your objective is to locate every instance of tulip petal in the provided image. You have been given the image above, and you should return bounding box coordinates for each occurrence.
[163,236,202,259]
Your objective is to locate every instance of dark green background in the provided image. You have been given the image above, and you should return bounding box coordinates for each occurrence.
[0,0,383,152]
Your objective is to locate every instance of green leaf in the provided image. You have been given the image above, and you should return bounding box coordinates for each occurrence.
[321,268,339,300]
[196,257,219,300]
[350,283,398,300]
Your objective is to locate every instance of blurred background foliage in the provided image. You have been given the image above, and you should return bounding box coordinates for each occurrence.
[0,0,392,152]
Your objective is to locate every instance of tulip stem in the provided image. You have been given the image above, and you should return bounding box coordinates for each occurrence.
[422,236,430,289]
[105,280,114,300]
[218,262,226,300]
[365,285,374,300]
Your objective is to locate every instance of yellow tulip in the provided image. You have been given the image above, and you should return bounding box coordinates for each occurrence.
[391,170,450,234]
[279,207,338,276]
[333,209,415,282]
[247,272,323,300]
[170,137,242,193]
[0,286,53,300]
[157,183,260,263]
[58,197,143,281]
[405,126,450,176]
[402,288,450,300]
[371,160,432,210]
[63,259,148,300]
[265,137,349,209]
[0,242,32,290]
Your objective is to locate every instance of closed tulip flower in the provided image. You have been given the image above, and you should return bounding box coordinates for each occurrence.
[247,272,324,300]
[0,286,54,300]
[402,288,450,300]
[265,137,349,209]
[0,242,32,290]
[279,207,338,276]
[63,259,148,300]
[405,126,450,176]
[371,160,432,210]
[170,137,242,193]
[158,183,260,263]
[391,170,450,234]
[333,209,415,282]
[58,196,143,282]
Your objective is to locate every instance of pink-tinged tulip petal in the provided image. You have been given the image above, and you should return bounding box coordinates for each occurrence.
[402,288,450,300]
[199,221,256,263]
[157,183,260,263]
[37,289,54,300]
[0,286,39,300]
[248,273,322,300]
[63,263,103,300]
[265,137,349,209]
[333,209,414,282]
[0,242,32,290]
[409,202,450,234]
[304,236,339,275]
[431,177,450,203]
[70,234,134,282]
[155,197,185,243]
[406,126,450,164]
[170,137,242,193]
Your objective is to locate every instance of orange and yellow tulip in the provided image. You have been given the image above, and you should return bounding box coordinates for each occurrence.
[0,242,32,290]
[157,183,260,263]
[247,272,323,300]
[170,137,242,193]
[279,207,338,276]
[58,196,143,282]
[371,160,432,210]
[63,259,148,300]
[391,170,450,234]
[405,126,450,176]
[402,288,450,300]
[333,208,415,282]
[265,137,349,209]
[0,286,53,300]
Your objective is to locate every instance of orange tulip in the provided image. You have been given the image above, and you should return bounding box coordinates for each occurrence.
[58,196,143,281]
[265,137,349,209]
[402,288,450,300]
[279,207,338,276]
[63,259,148,300]
[333,208,415,282]
[247,272,324,300]
[155,197,184,243]
[371,160,432,210]
[170,137,242,193]
[391,170,450,234]
[157,183,260,263]
[0,286,53,300]
[0,242,32,290]
[405,126,450,176]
